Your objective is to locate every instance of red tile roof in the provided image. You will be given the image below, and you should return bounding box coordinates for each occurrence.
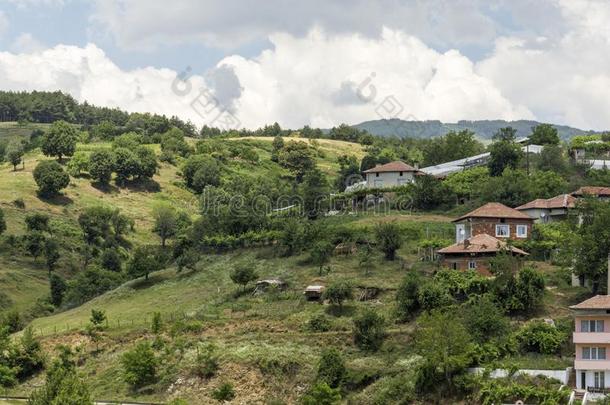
[437,233,529,255]
[363,161,419,174]
[570,295,610,310]
[515,194,577,210]
[572,186,610,197]
[453,202,533,222]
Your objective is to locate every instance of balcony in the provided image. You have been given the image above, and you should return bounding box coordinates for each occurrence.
[574,332,610,344]
[574,359,610,370]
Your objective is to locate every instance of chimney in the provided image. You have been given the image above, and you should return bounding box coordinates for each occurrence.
[464,239,470,248]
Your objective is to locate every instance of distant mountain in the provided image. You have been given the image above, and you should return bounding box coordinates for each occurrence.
[352,119,602,140]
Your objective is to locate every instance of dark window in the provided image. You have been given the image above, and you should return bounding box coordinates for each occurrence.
[376,173,379,177]
[399,171,403,176]
[452,262,458,270]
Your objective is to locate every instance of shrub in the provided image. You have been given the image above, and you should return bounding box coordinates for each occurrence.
[353,309,386,352]
[121,342,158,388]
[66,151,89,176]
[308,314,332,332]
[301,382,341,405]
[516,320,566,355]
[33,160,70,196]
[151,312,162,334]
[417,282,454,312]
[192,344,219,378]
[374,221,403,260]
[463,295,508,344]
[323,281,353,310]
[230,265,258,292]
[88,149,115,184]
[395,272,421,321]
[317,348,346,388]
[212,381,235,401]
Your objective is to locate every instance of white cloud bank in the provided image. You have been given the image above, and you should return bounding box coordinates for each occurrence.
[2,0,610,130]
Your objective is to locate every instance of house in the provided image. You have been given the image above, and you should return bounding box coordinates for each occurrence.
[452,202,535,243]
[362,161,422,189]
[515,194,577,223]
[437,233,529,275]
[570,258,610,394]
[572,186,610,200]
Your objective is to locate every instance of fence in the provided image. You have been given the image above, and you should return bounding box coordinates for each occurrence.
[468,367,571,385]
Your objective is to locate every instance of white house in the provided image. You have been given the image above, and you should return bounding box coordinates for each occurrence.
[515,194,577,223]
[363,161,422,188]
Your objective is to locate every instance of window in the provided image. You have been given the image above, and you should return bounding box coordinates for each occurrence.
[495,224,510,237]
[583,347,606,360]
[468,261,477,270]
[581,320,605,332]
[595,371,606,389]
[516,225,528,238]
[452,262,458,270]
[375,173,379,177]
[399,171,403,176]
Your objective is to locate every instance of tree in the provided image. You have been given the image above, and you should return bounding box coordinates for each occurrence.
[153,205,178,247]
[414,310,473,389]
[411,175,455,210]
[25,231,46,261]
[100,248,122,272]
[323,281,353,311]
[0,208,5,236]
[423,130,485,166]
[113,147,140,185]
[41,120,79,161]
[44,238,60,274]
[271,135,284,162]
[374,221,403,260]
[6,141,24,171]
[301,168,330,219]
[530,124,560,145]
[49,273,66,307]
[444,166,489,202]
[358,242,374,276]
[181,154,220,193]
[479,168,532,207]
[488,127,524,176]
[229,265,258,292]
[277,141,316,181]
[127,246,161,280]
[395,272,421,321]
[335,155,361,191]
[28,347,92,405]
[78,206,114,245]
[25,213,50,232]
[317,348,346,388]
[66,151,89,177]
[33,160,70,196]
[89,309,107,330]
[353,309,386,351]
[88,149,115,184]
[516,320,566,355]
[310,240,333,276]
[121,342,158,388]
[536,144,569,174]
[135,146,158,179]
[462,295,508,343]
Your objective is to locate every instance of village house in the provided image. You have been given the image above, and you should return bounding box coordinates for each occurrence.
[572,186,610,200]
[362,161,422,189]
[515,194,577,223]
[437,233,529,275]
[452,202,535,243]
[570,259,610,396]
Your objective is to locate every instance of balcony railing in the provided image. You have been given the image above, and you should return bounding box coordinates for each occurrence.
[575,359,610,370]
[587,386,610,394]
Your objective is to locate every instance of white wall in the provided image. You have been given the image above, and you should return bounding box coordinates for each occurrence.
[468,367,569,385]
[366,171,415,188]
[575,369,610,389]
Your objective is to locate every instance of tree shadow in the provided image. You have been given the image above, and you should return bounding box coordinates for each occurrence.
[38,193,73,206]
[91,181,119,194]
[129,272,167,290]
[123,178,161,193]
[325,304,356,317]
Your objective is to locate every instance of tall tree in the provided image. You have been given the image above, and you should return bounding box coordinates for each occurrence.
[152,205,177,247]
[530,124,560,145]
[6,141,24,171]
[487,127,524,176]
[41,120,79,162]
[374,221,403,260]
[88,149,115,185]
[301,168,330,219]
[33,161,70,196]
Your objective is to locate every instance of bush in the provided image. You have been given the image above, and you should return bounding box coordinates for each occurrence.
[308,314,332,332]
[374,221,403,260]
[417,282,454,312]
[192,344,219,378]
[353,309,386,352]
[301,382,341,405]
[89,149,115,184]
[121,342,158,388]
[317,348,346,388]
[323,281,353,310]
[230,265,258,292]
[463,295,508,344]
[33,160,70,196]
[212,381,235,401]
[395,272,421,321]
[516,320,567,355]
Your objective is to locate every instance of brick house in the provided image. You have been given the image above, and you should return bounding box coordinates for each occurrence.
[572,186,610,200]
[437,233,529,275]
[453,202,535,243]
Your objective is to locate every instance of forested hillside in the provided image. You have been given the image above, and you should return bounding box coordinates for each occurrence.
[0,92,609,403]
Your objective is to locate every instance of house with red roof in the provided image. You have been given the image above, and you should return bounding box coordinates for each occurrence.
[572,186,610,200]
[516,194,577,223]
[437,202,533,275]
[362,161,422,189]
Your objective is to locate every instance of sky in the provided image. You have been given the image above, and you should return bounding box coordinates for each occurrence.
[0,0,609,131]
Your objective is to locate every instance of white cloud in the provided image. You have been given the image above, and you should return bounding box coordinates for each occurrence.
[90,0,499,52]
[0,11,9,37]
[476,0,610,130]
[0,29,532,129]
[10,33,45,53]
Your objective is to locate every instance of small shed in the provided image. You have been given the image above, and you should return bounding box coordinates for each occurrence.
[334,243,357,256]
[304,285,326,301]
[253,279,287,295]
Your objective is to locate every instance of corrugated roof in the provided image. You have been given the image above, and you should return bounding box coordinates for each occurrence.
[437,233,529,255]
[454,202,533,222]
[363,161,419,174]
[570,295,610,310]
[572,186,610,197]
[516,194,577,210]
